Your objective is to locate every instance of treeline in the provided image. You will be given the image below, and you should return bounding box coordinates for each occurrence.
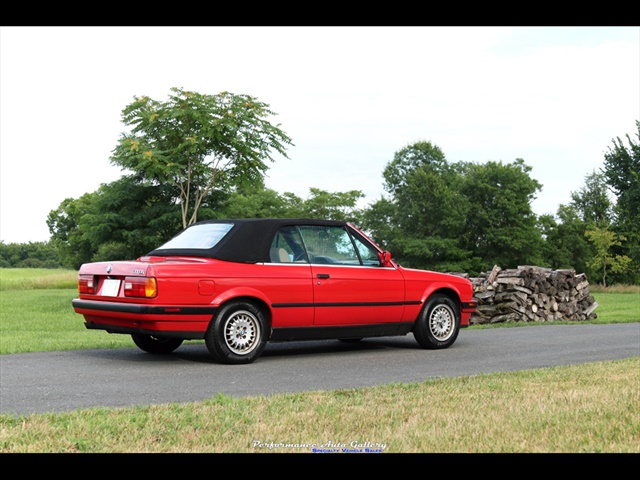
[3,147,636,286]
[0,241,60,269]
[2,90,637,287]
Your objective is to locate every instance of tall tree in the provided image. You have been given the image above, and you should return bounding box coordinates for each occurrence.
[569,170,614,226]
[361,141,471,272]
[110,88,293,230]
[602,120,640,224]
[601,120,640,284]
[458,158,543,272]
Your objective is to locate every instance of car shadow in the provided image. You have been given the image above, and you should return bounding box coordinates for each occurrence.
[262,335,419,358]
[76,335,421,364]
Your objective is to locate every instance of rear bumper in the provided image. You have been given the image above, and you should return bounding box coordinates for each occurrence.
[72,298,217,316]
[72,298,215,338]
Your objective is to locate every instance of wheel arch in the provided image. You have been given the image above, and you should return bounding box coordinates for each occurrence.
[214,295,273,333]
[424,286,461,306]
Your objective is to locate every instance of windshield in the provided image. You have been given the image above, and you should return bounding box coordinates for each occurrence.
[157,223,234,250]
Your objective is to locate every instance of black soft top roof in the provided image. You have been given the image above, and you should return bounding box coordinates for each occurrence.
[146,218,351,263]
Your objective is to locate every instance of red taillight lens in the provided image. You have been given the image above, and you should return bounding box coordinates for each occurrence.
[124,277,157,298]
[78,275,96,294]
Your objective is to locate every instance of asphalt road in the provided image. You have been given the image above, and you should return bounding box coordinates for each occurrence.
[1,323,638,416]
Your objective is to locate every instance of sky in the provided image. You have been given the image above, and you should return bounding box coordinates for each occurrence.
[1,26,639,244]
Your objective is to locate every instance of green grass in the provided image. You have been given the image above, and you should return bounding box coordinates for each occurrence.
[0,267,77,290]
[1,268,638,453]
[0,289,137,353]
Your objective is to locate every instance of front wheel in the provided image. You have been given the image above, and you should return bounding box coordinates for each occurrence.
[205,301,268,364]
[413,294,460,349]
[131,334,183,354]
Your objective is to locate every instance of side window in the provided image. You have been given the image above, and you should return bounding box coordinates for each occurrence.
[351,233,381,266]
[299,226,360,265]
[269,227,308,263]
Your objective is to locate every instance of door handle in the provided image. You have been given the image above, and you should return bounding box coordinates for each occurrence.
[316,273,330,279]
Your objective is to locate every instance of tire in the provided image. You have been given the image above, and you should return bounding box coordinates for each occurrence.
[131,334,183,354]
[413,294,460,349]
[205,301,268,364]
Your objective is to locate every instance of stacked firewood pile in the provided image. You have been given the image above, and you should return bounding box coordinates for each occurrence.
[467,265,598,325]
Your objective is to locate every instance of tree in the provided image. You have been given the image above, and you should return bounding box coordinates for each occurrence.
[602,120,640,225]
[80,176,184,260]
[458,158,543,272]
[541,157,630,283]
[0,241,60,268]
[538,205,592,276]
[219,184,365,222]
[358,196,397,250]
[298,188,364,222]
[362,143,548,275]
[218,186,298,219]
[110,88,293,230]
[585,226,632,287]
[601,120,640,284]
[570,170,614,226]
[48,173,368,269]
[361,141,472,272]
[47,194,97,269]
[47,176,186,268]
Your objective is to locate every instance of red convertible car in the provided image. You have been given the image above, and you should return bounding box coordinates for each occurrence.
[72,218,477,364]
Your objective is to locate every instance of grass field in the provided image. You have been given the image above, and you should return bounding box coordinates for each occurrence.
[1,268,638,453]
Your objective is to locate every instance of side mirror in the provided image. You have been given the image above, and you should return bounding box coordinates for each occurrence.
[378,250,393,267]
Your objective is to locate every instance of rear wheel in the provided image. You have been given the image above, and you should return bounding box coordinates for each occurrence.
[131,334,183,354]
[205,301,268,364]
[413,294,460,349]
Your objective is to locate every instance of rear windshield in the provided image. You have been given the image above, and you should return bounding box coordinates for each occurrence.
[157,223,234,250]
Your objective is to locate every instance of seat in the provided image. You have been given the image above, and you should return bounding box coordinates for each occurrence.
[270,247,291,263]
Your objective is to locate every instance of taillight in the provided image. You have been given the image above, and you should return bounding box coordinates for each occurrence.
[78,275,96,294]
[124,276,157,298]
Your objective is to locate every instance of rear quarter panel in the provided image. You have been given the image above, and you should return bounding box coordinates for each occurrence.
[78,258,316,327]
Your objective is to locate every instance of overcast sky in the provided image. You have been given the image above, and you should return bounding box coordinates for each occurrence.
[1,26,638,244]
